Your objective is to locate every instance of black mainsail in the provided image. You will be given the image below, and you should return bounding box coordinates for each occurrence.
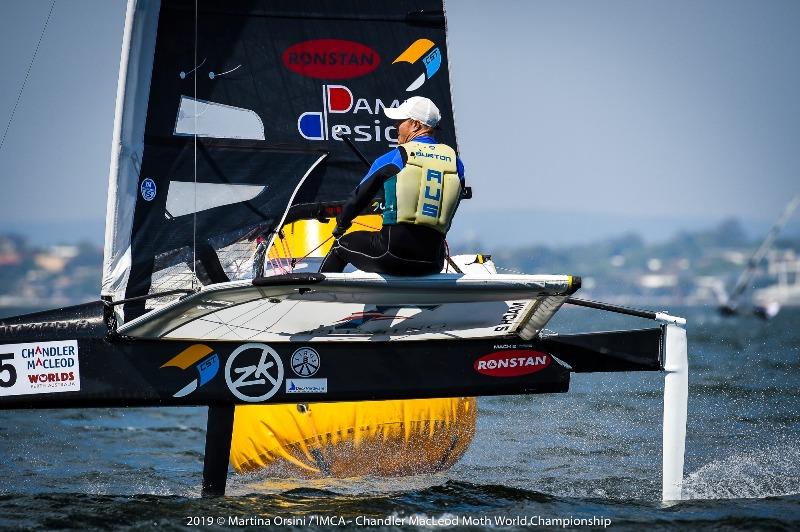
[102,0,458,321]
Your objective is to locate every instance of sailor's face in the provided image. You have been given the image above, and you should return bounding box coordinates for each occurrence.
[396,118,418,144]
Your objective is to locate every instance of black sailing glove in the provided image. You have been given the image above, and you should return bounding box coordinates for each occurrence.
[332,221,350,238]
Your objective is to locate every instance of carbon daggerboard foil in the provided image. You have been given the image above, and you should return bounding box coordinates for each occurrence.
[124,0,456,317]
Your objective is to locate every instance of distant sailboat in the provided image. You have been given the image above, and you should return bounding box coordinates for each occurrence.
[719,195,800,319]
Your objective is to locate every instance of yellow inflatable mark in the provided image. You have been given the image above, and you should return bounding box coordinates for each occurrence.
[268,215,383,260]
[231,398,476,478]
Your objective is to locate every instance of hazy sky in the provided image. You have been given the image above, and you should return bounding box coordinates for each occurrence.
[0,0,798,244]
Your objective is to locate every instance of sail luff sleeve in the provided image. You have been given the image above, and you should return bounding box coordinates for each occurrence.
[101,0,161,301]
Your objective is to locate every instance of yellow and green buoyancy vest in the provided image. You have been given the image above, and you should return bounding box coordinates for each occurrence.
[382,141,461,234]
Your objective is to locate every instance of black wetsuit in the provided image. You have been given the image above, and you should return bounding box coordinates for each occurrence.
[320,135,465,275]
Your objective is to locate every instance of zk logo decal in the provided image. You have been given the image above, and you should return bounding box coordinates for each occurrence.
[161,344,220,398]
[224,343,284,402]
[393,38,442,92]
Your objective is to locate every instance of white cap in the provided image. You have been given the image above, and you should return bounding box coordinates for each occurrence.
[384,96,441,127]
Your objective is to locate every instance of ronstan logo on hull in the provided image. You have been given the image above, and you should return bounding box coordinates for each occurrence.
[474,350,551,377]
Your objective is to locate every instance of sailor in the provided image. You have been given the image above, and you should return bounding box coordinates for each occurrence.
[320,96,465,275]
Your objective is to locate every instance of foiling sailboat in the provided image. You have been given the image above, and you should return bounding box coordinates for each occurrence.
[0,0,688,500]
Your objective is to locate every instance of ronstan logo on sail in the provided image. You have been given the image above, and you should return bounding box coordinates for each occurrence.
[282,39,380,79]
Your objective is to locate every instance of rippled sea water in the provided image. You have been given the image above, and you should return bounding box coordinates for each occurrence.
[1,306,799,530]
